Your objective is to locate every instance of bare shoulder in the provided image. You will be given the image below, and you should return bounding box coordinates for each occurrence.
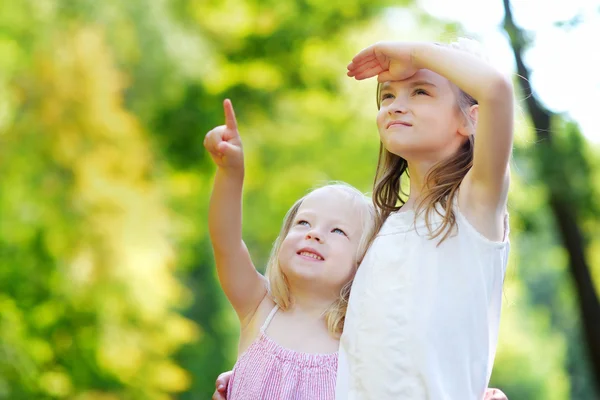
[458,170,509,242]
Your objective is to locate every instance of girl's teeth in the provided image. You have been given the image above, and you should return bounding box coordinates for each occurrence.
[300,251,322,260]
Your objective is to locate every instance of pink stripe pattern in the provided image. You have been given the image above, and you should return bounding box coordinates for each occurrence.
[227,309,338,400]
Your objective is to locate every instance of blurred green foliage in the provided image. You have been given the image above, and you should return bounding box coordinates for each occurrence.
[0,0,598,399]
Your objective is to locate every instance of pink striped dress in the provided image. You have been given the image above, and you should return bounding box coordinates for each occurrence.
[227,306,338,400]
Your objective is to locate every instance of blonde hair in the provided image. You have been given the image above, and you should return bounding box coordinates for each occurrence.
[265,182,375,338]
[372,38,486,244]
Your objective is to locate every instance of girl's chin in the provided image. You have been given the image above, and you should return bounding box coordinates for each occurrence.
[283,265,323,279]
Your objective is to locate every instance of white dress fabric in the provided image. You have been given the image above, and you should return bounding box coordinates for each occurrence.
[335,203,509,400]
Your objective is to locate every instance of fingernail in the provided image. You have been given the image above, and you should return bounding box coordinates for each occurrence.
[218,384,224,390]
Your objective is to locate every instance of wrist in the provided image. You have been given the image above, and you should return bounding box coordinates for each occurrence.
[218,165,245,181]
[410,42,436,70]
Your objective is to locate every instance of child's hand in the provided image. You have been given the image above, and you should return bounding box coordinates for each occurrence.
[484,388,508,400]
[347,42,421,82]
[204,99,244,170]
[211,370,233,400]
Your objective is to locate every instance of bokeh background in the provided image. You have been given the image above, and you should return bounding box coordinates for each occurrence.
[1,0,599,399]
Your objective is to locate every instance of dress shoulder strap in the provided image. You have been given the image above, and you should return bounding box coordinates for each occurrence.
[260,305,279,332]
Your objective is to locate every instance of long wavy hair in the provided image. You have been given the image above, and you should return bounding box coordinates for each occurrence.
[371,40,482,244]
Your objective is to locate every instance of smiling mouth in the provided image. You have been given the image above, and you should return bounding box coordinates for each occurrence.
[297,251,324,261]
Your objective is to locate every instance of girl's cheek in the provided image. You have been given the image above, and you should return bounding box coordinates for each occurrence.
[376,112,385,128]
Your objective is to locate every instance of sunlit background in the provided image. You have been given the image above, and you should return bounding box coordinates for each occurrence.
[0,0,598,399]
[423,0,600,144]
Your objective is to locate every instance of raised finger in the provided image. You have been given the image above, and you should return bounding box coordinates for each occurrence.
[223,99,238,131]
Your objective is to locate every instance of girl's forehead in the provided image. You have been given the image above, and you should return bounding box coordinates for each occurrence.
[298,189,362,219]
[300,188,350,209]
[306,185,363,201]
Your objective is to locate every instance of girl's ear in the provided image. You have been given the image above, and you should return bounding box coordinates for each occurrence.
[458,104,478,138]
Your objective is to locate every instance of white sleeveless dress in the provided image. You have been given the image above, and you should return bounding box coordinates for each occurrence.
[335,204,509,399]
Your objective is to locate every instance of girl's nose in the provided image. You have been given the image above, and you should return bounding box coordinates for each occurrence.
[388,102,408,115]
[305,229,322,242]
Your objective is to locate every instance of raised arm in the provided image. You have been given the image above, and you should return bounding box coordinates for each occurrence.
[347,41,513,210]
[204,99,267,323]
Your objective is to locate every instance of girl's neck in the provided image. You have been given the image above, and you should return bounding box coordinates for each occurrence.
[404,159,435,210]
[287,289,336,318]
[402,141,464,208]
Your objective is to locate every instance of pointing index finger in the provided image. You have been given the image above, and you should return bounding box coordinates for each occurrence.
[223,99,238,131]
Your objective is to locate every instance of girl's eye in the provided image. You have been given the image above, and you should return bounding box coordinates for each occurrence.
[297,220,310,227]
[380,93,394,101]
[413,88,429,96]
[332,228,347,236]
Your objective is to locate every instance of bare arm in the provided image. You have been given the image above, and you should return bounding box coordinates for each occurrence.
[204,100,267,322]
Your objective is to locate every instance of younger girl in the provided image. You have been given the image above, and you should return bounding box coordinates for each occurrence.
[337,38,514,399]
[204,100,375,400]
